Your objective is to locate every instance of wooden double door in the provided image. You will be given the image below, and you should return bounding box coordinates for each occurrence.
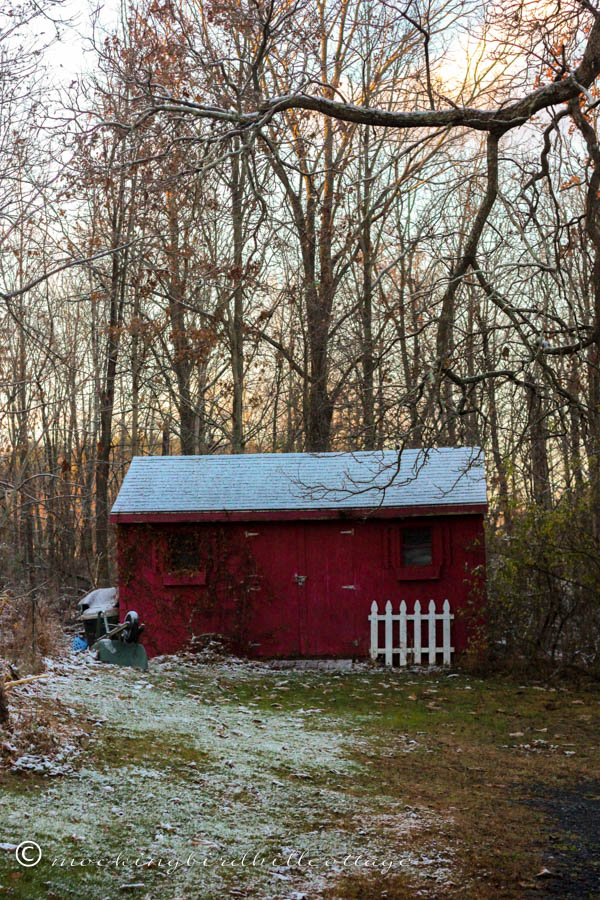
[245,520,361,656]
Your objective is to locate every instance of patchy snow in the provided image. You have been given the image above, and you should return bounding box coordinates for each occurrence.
[0,667,90,778]
[10,750,76,777]
[0,653,455,898]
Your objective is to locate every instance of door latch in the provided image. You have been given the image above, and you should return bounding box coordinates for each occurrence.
[293,574,307,586]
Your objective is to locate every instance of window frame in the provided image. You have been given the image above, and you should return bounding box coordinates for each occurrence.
[388,521,442,581]
[162,532,207,587]
[401,525,434,568]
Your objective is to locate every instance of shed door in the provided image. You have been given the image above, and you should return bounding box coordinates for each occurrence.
[299,523,356,656]
[244,522,303,656]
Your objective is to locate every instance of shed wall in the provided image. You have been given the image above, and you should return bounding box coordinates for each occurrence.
[116,514,485,658]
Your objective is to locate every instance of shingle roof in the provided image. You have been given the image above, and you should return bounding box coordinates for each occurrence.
[111,447,486,516]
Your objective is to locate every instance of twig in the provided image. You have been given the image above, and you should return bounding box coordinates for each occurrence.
[4,674,50,689]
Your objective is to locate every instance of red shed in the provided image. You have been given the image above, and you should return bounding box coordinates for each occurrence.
[109,448,487,661]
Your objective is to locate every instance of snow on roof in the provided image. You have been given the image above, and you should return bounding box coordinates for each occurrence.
[110,447,486,516]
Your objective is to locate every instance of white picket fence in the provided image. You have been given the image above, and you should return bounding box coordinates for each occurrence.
[369,599,454,666]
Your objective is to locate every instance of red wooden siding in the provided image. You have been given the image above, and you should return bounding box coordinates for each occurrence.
[116,512,486,659]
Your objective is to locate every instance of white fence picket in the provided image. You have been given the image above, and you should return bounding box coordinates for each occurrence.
[428,599,437,665]
[369,598,454,667]
[399,600,407,666]
[413,599,422,665]
[384,601,393,666]
[442,599,452,664]
[369,600,378,660]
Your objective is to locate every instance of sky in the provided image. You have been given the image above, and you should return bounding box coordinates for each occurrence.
[41,0,120,87]
[39,0,495,101]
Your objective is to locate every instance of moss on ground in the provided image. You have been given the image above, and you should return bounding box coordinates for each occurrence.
[88,727,212,773]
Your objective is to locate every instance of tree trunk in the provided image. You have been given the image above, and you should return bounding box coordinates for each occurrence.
[359,127,376,450]
[527,382,552,509]
[230,140,246,453]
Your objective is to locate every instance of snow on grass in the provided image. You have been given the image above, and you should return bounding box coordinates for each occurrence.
[0,654,453,898]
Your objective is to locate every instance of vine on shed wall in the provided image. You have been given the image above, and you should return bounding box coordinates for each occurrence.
[122,523,271,653]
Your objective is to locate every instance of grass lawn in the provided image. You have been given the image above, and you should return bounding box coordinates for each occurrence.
[0,655,599,899]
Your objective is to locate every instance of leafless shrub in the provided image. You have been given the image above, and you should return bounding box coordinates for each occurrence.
[0,594,64,676]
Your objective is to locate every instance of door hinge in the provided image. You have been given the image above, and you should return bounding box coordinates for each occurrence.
[341,585,356,590]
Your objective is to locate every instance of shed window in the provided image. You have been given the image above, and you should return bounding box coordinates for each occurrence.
[169,535,198,572]
[402,527,432,567]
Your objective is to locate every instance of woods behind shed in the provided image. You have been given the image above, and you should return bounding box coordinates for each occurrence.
[109,448,487,659]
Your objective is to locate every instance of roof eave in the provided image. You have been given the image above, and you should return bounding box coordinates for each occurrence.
[110,502,487,524]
